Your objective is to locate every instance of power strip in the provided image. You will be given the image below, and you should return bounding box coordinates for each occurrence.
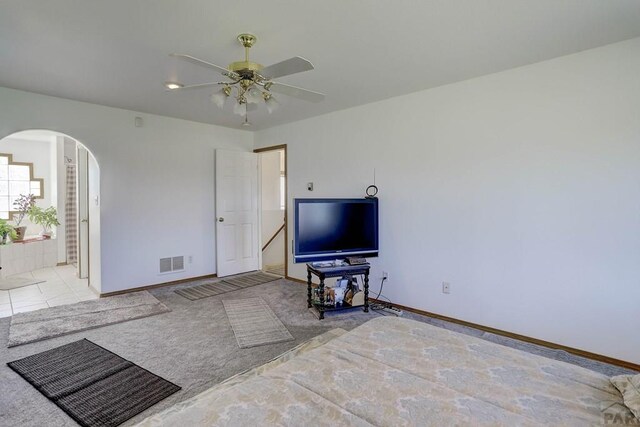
[371,303,403,316]
[380,306,403,316]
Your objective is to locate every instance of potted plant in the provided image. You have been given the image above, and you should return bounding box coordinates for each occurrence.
[0,219,17,245]
[12,194,35,241]
[28,205,60,238]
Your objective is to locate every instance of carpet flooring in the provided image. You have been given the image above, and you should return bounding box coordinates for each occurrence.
[8,339,180,427]
[0,277,636,427]
[223,297,294,348]
[8,291,170,347]
[265,265,285,277]
[175,272,279,300]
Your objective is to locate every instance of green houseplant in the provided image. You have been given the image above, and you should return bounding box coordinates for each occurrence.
[0,219,17,245]
[12,193,36,241]
[28,205,60,238]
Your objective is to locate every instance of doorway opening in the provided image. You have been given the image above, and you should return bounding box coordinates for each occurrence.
[255,145,287,278]
[0,130,101,318]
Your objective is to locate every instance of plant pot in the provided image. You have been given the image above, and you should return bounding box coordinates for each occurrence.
[13,226,27,241]
[41,230,52,239]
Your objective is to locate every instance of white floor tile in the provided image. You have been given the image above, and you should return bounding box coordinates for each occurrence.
[73,287,97,296]
[67,281,90,292]
[38,281,71,293]
[58,277,79,285]
[31,267,60,280]
[40,285,74,300]
[54,265,78,277]
[63,274,87,283]
[2,265,97,311]
[9,285,43,302]
[55,264,76,272]
[39,282,71,293]
[12,294,47,308]
[8,272,35,280]
[0,290,10,305]
[12,302,48,314]
[75,292,99,301]
[47,294,80,307]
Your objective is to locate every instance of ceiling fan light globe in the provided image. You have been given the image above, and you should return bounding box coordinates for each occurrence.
[233,101,247,116]
[210,89,227,109]
[265,96,279,114]
[246,87,262,104]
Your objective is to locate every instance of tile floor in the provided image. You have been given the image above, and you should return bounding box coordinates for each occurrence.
[0,265,98,318]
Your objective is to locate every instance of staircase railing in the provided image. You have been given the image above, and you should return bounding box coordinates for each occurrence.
[262,223,285,252]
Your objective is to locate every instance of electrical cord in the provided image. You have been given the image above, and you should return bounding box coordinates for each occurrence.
[368,276,398,315]
[374,277,387,300]
[350,275,395,314]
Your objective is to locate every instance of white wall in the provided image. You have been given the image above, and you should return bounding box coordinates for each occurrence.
[255,37,640,364]
[0,87,253,292]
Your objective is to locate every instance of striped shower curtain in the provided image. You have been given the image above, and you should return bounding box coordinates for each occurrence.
[65,165,77,264]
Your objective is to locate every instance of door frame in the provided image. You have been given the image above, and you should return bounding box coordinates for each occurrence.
[77,145,89,279]
[0,129,101,292]
[254,144,288,278]
[215,149,260,277]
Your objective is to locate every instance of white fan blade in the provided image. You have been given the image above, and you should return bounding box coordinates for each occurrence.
[268,82,325,103]
[260,56,314,79]
[170,53,238,79]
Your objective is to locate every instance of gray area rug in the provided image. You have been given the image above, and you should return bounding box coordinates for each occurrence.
[0,276,45,291]
[223,297,294,348]
[0,278,635,427]
[8,339,180,427]
[175,272,279,301]
[8,291,170,347]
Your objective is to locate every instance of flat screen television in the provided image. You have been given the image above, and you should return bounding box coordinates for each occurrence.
[294,198,379,263]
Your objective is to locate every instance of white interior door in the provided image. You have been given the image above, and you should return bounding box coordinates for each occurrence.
[215,149,259,277]
[87,154,101,291]
[77,146,89,279]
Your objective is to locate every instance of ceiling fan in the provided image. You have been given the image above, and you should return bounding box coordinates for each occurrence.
[165,33,325,125]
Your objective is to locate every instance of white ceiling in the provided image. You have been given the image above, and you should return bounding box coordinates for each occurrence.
[2,1,640,131]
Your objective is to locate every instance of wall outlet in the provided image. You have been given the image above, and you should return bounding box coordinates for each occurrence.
[307,182,314,191]
[442,282,450,294]
[382,271,388,280]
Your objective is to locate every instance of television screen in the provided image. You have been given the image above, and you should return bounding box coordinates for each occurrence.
[294,198,378,263]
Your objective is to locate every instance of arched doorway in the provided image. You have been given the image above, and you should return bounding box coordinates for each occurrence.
[0,130,101,318]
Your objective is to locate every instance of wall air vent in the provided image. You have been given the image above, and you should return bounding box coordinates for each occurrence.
[159,256,185,274]
[172,256,184,271]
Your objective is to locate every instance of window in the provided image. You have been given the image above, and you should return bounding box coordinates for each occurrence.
[279,150,285,210]
[279,174,285,210]
[0,153,44,220]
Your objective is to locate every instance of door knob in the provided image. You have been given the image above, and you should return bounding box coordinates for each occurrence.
[218,217,224,222]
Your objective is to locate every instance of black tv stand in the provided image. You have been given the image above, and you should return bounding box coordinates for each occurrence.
[306,262,370,320]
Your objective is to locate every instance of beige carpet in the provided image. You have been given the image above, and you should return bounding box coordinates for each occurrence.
[8,291,170,347]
